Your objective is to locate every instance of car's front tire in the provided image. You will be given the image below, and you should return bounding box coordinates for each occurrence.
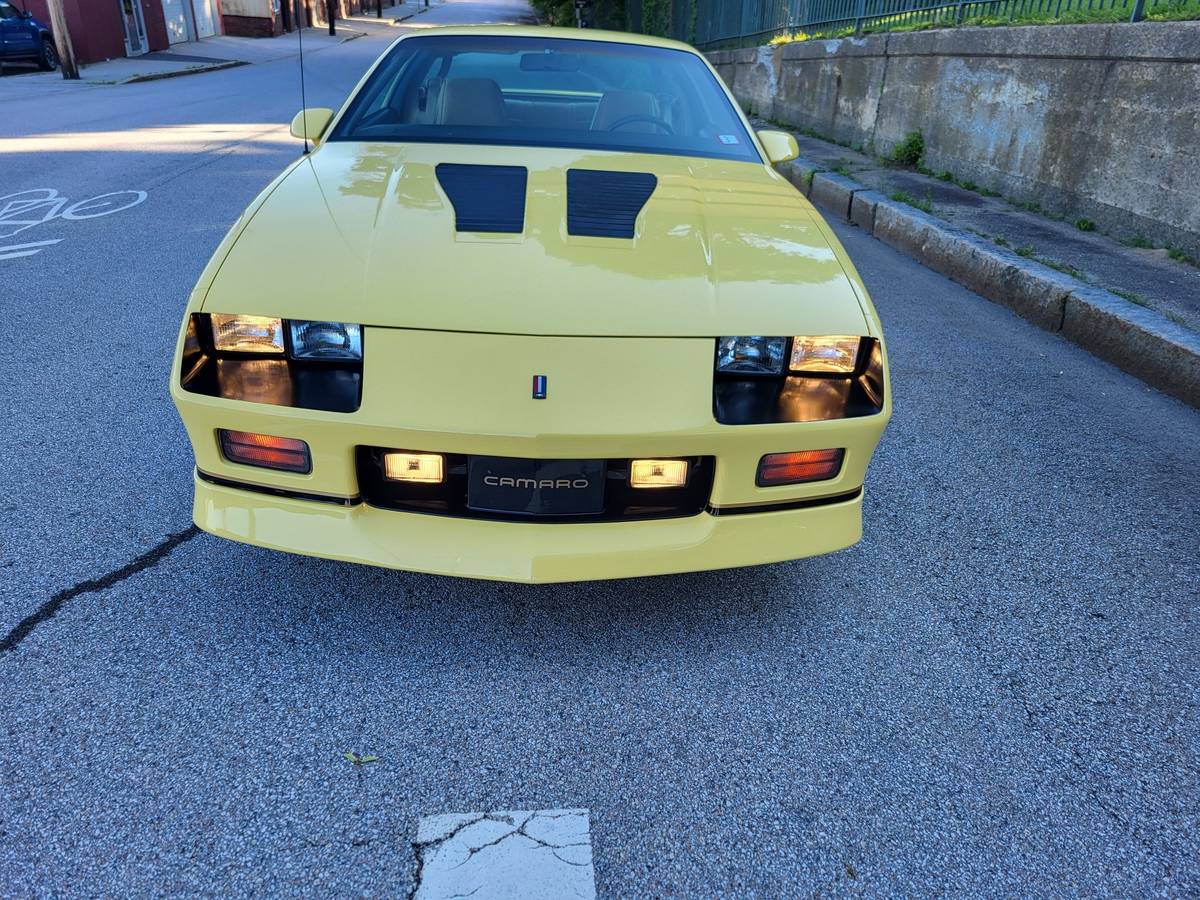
[38,38,59,71]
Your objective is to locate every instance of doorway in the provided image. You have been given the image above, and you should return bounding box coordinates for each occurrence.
[161,0,196,43]
[192,0,218,37]
[118,0,148,56]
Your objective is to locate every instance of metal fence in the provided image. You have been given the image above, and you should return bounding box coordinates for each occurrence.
[624,0,1198,48]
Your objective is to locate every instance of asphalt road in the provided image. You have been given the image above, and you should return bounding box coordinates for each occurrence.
[2,5,1198,896]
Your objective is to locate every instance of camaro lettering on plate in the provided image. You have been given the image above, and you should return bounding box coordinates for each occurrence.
[485,476,591,489]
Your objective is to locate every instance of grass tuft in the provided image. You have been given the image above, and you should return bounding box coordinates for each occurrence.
[1166,246,1199,267]
[891,131,925,167]
[889,190,934,214]
[1113,288,1150,307]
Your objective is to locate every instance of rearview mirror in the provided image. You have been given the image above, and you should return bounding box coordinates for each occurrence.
[290,107,334,143]
[757,130,799,165]
[520,51,581,72]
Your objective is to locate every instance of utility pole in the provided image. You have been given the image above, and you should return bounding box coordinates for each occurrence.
[45,0,79,80]
[326,0,335,34]
[376,0,382,18]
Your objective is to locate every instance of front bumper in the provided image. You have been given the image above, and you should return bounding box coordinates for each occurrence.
[193,470,865,582]
[173,328,890,581]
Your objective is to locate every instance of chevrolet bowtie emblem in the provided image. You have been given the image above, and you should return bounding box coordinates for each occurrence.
[532,374,547,399]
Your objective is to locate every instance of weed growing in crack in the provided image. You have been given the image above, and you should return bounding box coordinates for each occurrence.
[1112,289,1151,307]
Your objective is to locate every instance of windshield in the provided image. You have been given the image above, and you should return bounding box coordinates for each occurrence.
[329,35,760,163]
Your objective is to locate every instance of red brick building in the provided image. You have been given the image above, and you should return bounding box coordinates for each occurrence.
[19,0,374,65]
[20,0,224,64]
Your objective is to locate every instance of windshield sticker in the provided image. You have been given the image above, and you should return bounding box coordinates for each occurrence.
[718,134,739,144]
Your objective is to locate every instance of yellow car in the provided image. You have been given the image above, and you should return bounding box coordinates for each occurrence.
[170,26,891,583]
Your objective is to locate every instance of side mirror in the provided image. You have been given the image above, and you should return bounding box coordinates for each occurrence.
[289,107,334,143]
[757,130,799,165]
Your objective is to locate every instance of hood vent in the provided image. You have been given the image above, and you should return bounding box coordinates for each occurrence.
[567,169,657,239]
[436,163,528,233]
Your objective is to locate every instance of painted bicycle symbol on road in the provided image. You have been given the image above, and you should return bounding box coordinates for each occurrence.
[0,188,148,260]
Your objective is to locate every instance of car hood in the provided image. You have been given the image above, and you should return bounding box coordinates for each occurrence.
[202,142,869,337]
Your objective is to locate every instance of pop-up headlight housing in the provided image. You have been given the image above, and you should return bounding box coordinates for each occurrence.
[179,313,363,412]
[714,335,884,424]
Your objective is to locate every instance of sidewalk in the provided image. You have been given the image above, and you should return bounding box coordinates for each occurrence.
[344,0,445,25]
[769,126,1200,406]
[778,130,1200,334]
[0,23,369,89]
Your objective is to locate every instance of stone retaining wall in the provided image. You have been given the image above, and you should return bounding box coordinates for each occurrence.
[708,22,1200,257]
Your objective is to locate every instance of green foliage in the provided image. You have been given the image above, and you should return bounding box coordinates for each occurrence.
[759,2,1198,49]
[1015,245,1035,257]
[936,170,953,182]
[530,0,624,28]
[993,235,1009,247]
[889,190,933,214]
[891,131,924,167]
[1041,257,1082,278]
[1166,246,1199,267]
[1123,232,1154,249]
[344,752,380,766]
[1113,288,1150,307]
[832,162,853,177]
[1074,218,1096,232]
[959,179,977,192]
[642,0,672,35]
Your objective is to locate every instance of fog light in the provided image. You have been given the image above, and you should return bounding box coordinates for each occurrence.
[383,452,444,483]
[219,429,311,473]
[757,449,844,486]
[630,458,688,488]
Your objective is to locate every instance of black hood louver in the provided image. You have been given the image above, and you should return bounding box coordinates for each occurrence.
[567,169,657,239]
[435,163,528,233]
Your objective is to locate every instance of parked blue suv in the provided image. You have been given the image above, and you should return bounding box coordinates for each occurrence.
[0,1,57,71]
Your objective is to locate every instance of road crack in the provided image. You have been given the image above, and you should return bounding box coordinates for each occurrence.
[0,524,200,658]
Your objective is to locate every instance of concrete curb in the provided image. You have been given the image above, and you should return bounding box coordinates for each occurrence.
[120,60,246,85]
[795,166,1200,407]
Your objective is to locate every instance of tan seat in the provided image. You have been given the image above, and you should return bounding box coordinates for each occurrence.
[438,78,508,127]
[590,90,659,133]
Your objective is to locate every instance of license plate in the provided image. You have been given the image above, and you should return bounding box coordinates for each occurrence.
[467,456,606,516]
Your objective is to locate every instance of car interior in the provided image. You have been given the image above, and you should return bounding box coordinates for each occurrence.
[332,38,759,161]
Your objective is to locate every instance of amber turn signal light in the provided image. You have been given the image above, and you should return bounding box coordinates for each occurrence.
[219,429,311,474]
[756,449,844,486]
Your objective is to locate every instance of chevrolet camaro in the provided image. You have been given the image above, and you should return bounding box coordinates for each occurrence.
[170,26,892,583]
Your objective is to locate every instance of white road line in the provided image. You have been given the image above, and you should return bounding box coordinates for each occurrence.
[0,239,62,260]
[412,808,596,900]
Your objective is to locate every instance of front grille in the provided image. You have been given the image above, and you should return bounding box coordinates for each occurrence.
[356,448,715,523]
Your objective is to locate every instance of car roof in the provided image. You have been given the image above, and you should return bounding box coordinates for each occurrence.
[393,25,702,56]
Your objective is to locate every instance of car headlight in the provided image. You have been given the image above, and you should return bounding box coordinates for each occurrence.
[789,336,861,374]
[716,336,788,375]
[716,336,863,376]
[210,314,285,354]
[289,320,363,360]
